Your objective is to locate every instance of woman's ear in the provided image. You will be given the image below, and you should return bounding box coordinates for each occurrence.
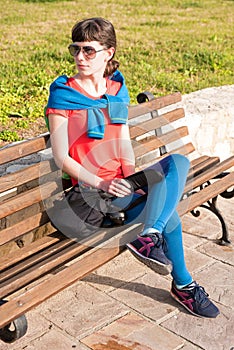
[106,47,115,61]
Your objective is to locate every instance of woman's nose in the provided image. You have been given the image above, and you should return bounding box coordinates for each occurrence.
[75,48,85,60]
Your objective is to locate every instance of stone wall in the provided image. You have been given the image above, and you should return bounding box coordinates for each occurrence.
[181,84,234,162]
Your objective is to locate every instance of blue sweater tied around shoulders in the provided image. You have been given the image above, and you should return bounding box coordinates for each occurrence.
[46,70,130,139]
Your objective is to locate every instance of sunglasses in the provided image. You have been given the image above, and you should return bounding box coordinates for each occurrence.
[68,44,105,59]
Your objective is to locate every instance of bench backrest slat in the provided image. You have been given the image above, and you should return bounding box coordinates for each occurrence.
[0,134,49,165]
[133,126,189,158]
[128,92,195,164]
[128,92,182,119]
[0,160,57,195]
[129,108,185,139]
[0,182,58,220]
[0,212,50,247]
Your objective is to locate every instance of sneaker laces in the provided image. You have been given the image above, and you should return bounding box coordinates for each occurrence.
[146,232,168,252]
[190,285,210,306]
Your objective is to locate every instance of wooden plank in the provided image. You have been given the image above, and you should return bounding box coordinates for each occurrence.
[0,160,57,194]
[135,142,195,170]
[190,155,210,167]
[0,134,49,166]
[0,181,58,219]
[184,156,234,193]
[133,126,189,158]
[0,239,74,284]
[0,224,141,328]
[178,172,234,216]
[130,108,185,139]
[0,212,49,246]
[0,241,86,299]
[188,156,220,179]
[0,233,62,271]
[128,92,182,120]
[167,142,195,157]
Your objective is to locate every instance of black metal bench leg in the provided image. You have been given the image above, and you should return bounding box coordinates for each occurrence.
[0,300,28,343]
[191,195,231,246]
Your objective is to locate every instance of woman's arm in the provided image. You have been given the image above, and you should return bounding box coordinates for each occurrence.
[48,113,104,188]
[120,124,146,195]
[119,124,136,177]
[48,114,132,196]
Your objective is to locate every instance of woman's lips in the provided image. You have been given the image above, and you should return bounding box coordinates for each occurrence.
[78,64,88,69]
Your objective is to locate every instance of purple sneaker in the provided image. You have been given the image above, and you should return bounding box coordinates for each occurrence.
[171,281,220,318]
[126,232,172,275]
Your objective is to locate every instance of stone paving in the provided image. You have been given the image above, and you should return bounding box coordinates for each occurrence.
[1,195,233,350]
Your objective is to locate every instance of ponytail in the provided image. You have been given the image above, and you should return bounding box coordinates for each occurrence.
[104,59,119,77]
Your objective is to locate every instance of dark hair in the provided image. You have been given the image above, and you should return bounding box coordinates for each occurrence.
[71,17,119,77]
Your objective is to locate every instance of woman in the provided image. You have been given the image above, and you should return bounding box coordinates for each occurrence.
[46,17,219,318]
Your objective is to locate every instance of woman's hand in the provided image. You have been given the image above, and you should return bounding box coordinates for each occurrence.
[97,178,132,197]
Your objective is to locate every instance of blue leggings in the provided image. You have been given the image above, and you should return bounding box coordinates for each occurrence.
[113,154,193,286]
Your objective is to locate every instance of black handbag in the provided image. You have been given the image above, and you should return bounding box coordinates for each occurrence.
[47,185,124,240]
[47,167,162,240]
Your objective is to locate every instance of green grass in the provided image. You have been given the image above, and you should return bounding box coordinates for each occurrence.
[0,0,233,144]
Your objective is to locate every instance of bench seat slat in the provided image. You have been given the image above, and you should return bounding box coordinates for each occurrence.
[0,224,128,300]
[184,156,234,193]
[0,233,63,271]
[188,156,220,179]
[0,241,87,299]
[0,239,75,284]
[179,172,234,216]
[0,244,120,327]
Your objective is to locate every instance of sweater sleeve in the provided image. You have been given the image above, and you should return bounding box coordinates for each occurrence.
[46,108,69,118]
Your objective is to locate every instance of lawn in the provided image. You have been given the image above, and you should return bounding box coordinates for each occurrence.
[0,0,233,144]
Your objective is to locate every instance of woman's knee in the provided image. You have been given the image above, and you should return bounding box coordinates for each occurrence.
[170,154,190,172]
[157,154,190,177]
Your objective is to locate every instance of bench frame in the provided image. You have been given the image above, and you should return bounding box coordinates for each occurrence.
[0,91,233,343]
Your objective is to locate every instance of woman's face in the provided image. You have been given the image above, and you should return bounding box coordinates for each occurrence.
[71,41,115,77]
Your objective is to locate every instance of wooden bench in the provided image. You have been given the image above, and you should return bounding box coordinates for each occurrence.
[0,91,233,343]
